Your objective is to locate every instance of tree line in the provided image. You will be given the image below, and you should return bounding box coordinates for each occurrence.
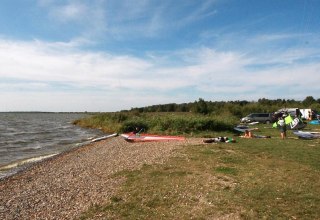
[122,96,320,118]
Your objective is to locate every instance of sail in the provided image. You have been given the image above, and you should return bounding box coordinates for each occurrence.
[273,115,306,130]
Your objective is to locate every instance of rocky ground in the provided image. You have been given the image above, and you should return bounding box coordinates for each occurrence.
[0,136,203,219]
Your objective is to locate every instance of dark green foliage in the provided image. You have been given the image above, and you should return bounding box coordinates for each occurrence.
[120,120,149,133]
[126,96,319,118]
[194,98,209,114]
[74,96,320,134]
[74,112,235,134]
[109,113,128,123]
[150,116,233,133]
[303,96,316,107]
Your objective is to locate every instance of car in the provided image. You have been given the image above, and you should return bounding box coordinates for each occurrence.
[274,108,318,120]
[240,113,274,124]
[274,108,298,118]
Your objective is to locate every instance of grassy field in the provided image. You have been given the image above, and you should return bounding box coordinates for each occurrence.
[79,123,320,219]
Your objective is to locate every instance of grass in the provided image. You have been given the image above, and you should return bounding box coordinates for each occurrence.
[79,124,320,219]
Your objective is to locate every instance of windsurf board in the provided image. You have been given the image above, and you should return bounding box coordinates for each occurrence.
[91,133,118,142]
[121,133,185,142]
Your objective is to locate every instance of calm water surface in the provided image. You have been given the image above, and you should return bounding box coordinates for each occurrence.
[0,112,103,179]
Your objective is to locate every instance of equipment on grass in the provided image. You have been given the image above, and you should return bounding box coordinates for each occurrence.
[91,133,118,142]
[121,133,185,142]
[309,120,320,125]
[272,115,306,130]
[233,125,257,133]
[292,131,320,139]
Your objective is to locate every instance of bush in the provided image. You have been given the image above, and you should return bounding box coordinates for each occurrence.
[120,120,149,133]
[75,112,235,135]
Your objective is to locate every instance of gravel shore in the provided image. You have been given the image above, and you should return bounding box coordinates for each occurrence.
[0,136,203,219]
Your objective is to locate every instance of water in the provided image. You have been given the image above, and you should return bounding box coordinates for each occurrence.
[0,112,104,179]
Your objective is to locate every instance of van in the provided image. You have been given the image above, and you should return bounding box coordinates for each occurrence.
[240,113,274,124]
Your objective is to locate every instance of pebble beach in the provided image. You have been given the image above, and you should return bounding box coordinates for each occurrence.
[0,136,202,219]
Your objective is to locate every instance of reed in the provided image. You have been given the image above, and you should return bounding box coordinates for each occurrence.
[73,112,238,135]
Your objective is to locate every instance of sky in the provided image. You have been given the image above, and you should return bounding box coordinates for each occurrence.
[0,0,319,112]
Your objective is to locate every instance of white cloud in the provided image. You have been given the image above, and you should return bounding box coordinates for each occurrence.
[2,38,319,91]
[1,37,319,111]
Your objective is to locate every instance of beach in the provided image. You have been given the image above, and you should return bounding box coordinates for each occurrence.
[0,136,202,219]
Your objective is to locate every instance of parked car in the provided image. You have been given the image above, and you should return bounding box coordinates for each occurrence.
[274,108,318,120]
[274,108,297,117]
[240,113,274,124]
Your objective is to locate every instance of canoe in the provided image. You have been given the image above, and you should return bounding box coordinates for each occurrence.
[121,133,185,142]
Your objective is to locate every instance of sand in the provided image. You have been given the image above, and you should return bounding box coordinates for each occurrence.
[0,136,203,219]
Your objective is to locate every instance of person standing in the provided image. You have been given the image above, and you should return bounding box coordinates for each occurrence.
[295,108,302,119]
[308,110,312,120]
[278,116,286,139]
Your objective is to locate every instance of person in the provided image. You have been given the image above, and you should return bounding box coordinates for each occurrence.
[308,110,312,120]
[242,130,253,138]
[278,116,286,139]
[295,108,302,119]
[203,136,235,143]
[240,130,271,139]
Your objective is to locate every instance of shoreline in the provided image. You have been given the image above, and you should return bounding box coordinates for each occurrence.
[0,136,202,219]
[0,139,93,181]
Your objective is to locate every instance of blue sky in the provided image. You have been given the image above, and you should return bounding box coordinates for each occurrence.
[1,0,319,112]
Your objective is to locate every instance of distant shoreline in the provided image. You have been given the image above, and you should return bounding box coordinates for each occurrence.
[0,111,99,114]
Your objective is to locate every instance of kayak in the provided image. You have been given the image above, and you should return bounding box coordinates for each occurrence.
[121,133,185,142]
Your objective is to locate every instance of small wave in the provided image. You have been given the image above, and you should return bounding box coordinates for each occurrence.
[32,145,42,149]
[0,113,102,178]
[0,154,58,171]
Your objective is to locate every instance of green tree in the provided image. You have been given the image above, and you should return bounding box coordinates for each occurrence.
[194,98,208,115]
[302,96,316,107]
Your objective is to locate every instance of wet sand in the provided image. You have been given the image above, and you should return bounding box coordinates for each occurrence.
[0,136,203,219]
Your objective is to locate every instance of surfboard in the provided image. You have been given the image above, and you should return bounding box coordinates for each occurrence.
[292,131,320,139]
[91,133,118,142]
[121,133,185,142]
[233,125,257,133]
[248,122,259,125]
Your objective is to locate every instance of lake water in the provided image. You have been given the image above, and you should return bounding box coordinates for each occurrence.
[0,112,104,179]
